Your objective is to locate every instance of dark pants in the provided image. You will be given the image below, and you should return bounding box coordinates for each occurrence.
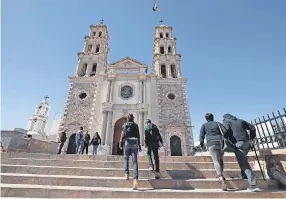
[82,142,89,154]
[147,143,160,172]
[124,141,139,179]
[57,142,64,154]
[234,140,257,188]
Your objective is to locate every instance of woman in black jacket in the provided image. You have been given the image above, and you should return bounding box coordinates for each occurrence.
[90,132,101,155]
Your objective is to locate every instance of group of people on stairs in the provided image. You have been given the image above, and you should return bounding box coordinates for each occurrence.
[200,113,262,192]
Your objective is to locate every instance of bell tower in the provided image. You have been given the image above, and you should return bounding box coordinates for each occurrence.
[152,20,182,78]
[76,19,109,76]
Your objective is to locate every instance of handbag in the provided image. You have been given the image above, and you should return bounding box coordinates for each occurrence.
[217,123,237,152]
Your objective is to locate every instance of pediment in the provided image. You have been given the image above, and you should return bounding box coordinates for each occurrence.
[109,57,147,69]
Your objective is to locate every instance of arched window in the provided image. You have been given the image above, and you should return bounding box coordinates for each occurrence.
[161,64,166,78]
[160,33,163,38]
[98,32,102,37]
[90,63,97,76]
[93,32,96,36]
[171,64,177,78]
[87,45,92,53]
[160,47,164,54]
[166,33,169,38]
[168,46,172,54]
[96,45,100,53]
[79,63,87,76]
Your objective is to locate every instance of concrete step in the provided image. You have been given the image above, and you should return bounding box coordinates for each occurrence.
[0,165,263,179]
[1,184,285,198]
[1,152,257,162]
[0,158,242,169]
[0,173,276,190]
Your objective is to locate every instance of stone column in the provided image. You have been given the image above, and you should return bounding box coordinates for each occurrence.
[105,111,113,146]
[109,80,114,103]
[101,111,108,145]
[138,81,142,103]
[143,81,147,103]
[106,81,111,102]
[166,65,171,78]
[177,62,182,78]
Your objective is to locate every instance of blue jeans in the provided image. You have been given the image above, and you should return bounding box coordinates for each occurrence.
[76,140,84,154]
[124,141,139,179]
[234,140,257,188]
[93,145,99,155]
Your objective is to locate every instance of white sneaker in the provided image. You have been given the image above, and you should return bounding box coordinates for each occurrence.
[248,187,263,192]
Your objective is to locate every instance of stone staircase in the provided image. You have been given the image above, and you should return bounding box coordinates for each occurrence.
[1,153,285,198]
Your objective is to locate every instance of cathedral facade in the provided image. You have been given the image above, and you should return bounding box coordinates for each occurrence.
[59,20,194,156]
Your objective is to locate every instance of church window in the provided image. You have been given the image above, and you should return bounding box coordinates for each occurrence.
[87,45,92,53]
[160,47,164,54]
[78,63,87,76]
[98,32,102,37]
[166,33,169,38]
[160,33,163,38]
[96,45,100,53]
[79,92,87,99]
[161,64,166,78]
[90,64,97,76]
[39,106,42,109]
[120,85,133,99]
[167,93,176,100]
[33,118,37,122]
[93,32,96,36]
[168,46,172,54]
[171,64,177,78]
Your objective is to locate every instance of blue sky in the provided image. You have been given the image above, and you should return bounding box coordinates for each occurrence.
[2,0,286,142]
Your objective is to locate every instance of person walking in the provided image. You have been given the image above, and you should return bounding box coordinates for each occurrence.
[75,127,84,154]
[90,132,101,155]
[82,131,91,154]
[223,113,261,192]
[200,113,227,191]
[144,119,163,179]
[57,128,67,154]
[119,113,141,190]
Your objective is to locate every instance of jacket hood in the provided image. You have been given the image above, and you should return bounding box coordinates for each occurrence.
[223,113,237,120]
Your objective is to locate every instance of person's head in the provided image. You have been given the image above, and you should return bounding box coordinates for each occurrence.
[80,126,83,130]
[126,113,134,122]
[205,113,214,121]
[145,119,151,126]
[85,131,88,134]
[94,132,99,137]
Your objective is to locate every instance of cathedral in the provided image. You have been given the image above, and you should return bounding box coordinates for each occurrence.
[59,20,194,156]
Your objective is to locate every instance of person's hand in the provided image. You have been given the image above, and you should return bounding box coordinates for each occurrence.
[119,146,123,150]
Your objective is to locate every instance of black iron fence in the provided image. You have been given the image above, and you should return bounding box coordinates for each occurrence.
[194,108,286,153]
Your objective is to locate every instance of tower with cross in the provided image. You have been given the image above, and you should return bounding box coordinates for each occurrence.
[26,97,50,137]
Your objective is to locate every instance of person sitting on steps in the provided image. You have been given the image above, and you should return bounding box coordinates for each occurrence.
[119,113,141,190]
[144,119,164,179]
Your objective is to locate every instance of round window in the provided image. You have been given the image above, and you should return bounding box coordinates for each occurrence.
[121,85,133,99]
[167,93,176,100]
[79,92,87,99]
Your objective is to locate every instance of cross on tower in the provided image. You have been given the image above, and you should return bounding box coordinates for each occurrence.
[44,96,49,101]
[159,20,164,25]
[100,18,104,24]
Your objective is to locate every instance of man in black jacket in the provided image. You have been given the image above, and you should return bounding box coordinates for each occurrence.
[119,113,141,190]
[200,113,227,190]
[82,131,91,154]
[57,128,67,154]
[144,119,163,179]
[223,113,260,192]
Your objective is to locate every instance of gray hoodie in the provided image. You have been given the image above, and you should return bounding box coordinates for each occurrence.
[223,114,256,142]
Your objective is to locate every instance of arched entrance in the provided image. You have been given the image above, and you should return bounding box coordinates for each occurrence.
[112,117,127,155]
[170,135,182,156]
[67,133,76,154]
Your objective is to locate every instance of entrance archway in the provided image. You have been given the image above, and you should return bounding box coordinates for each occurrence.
[170,135,182,156]
[112,117,127,155]
[67,133,76,154]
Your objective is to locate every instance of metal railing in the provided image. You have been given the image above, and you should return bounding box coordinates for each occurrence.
[193,108,286,153]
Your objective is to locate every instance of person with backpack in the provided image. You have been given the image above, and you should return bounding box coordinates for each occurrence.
[119,113,141,190]
[81,131,91,154]
[75,126,85,154]
[57,128,67,154]
[223,113,261,192]
[144,119,163,179]
[200,113,228,191]
[90,132,101,155]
